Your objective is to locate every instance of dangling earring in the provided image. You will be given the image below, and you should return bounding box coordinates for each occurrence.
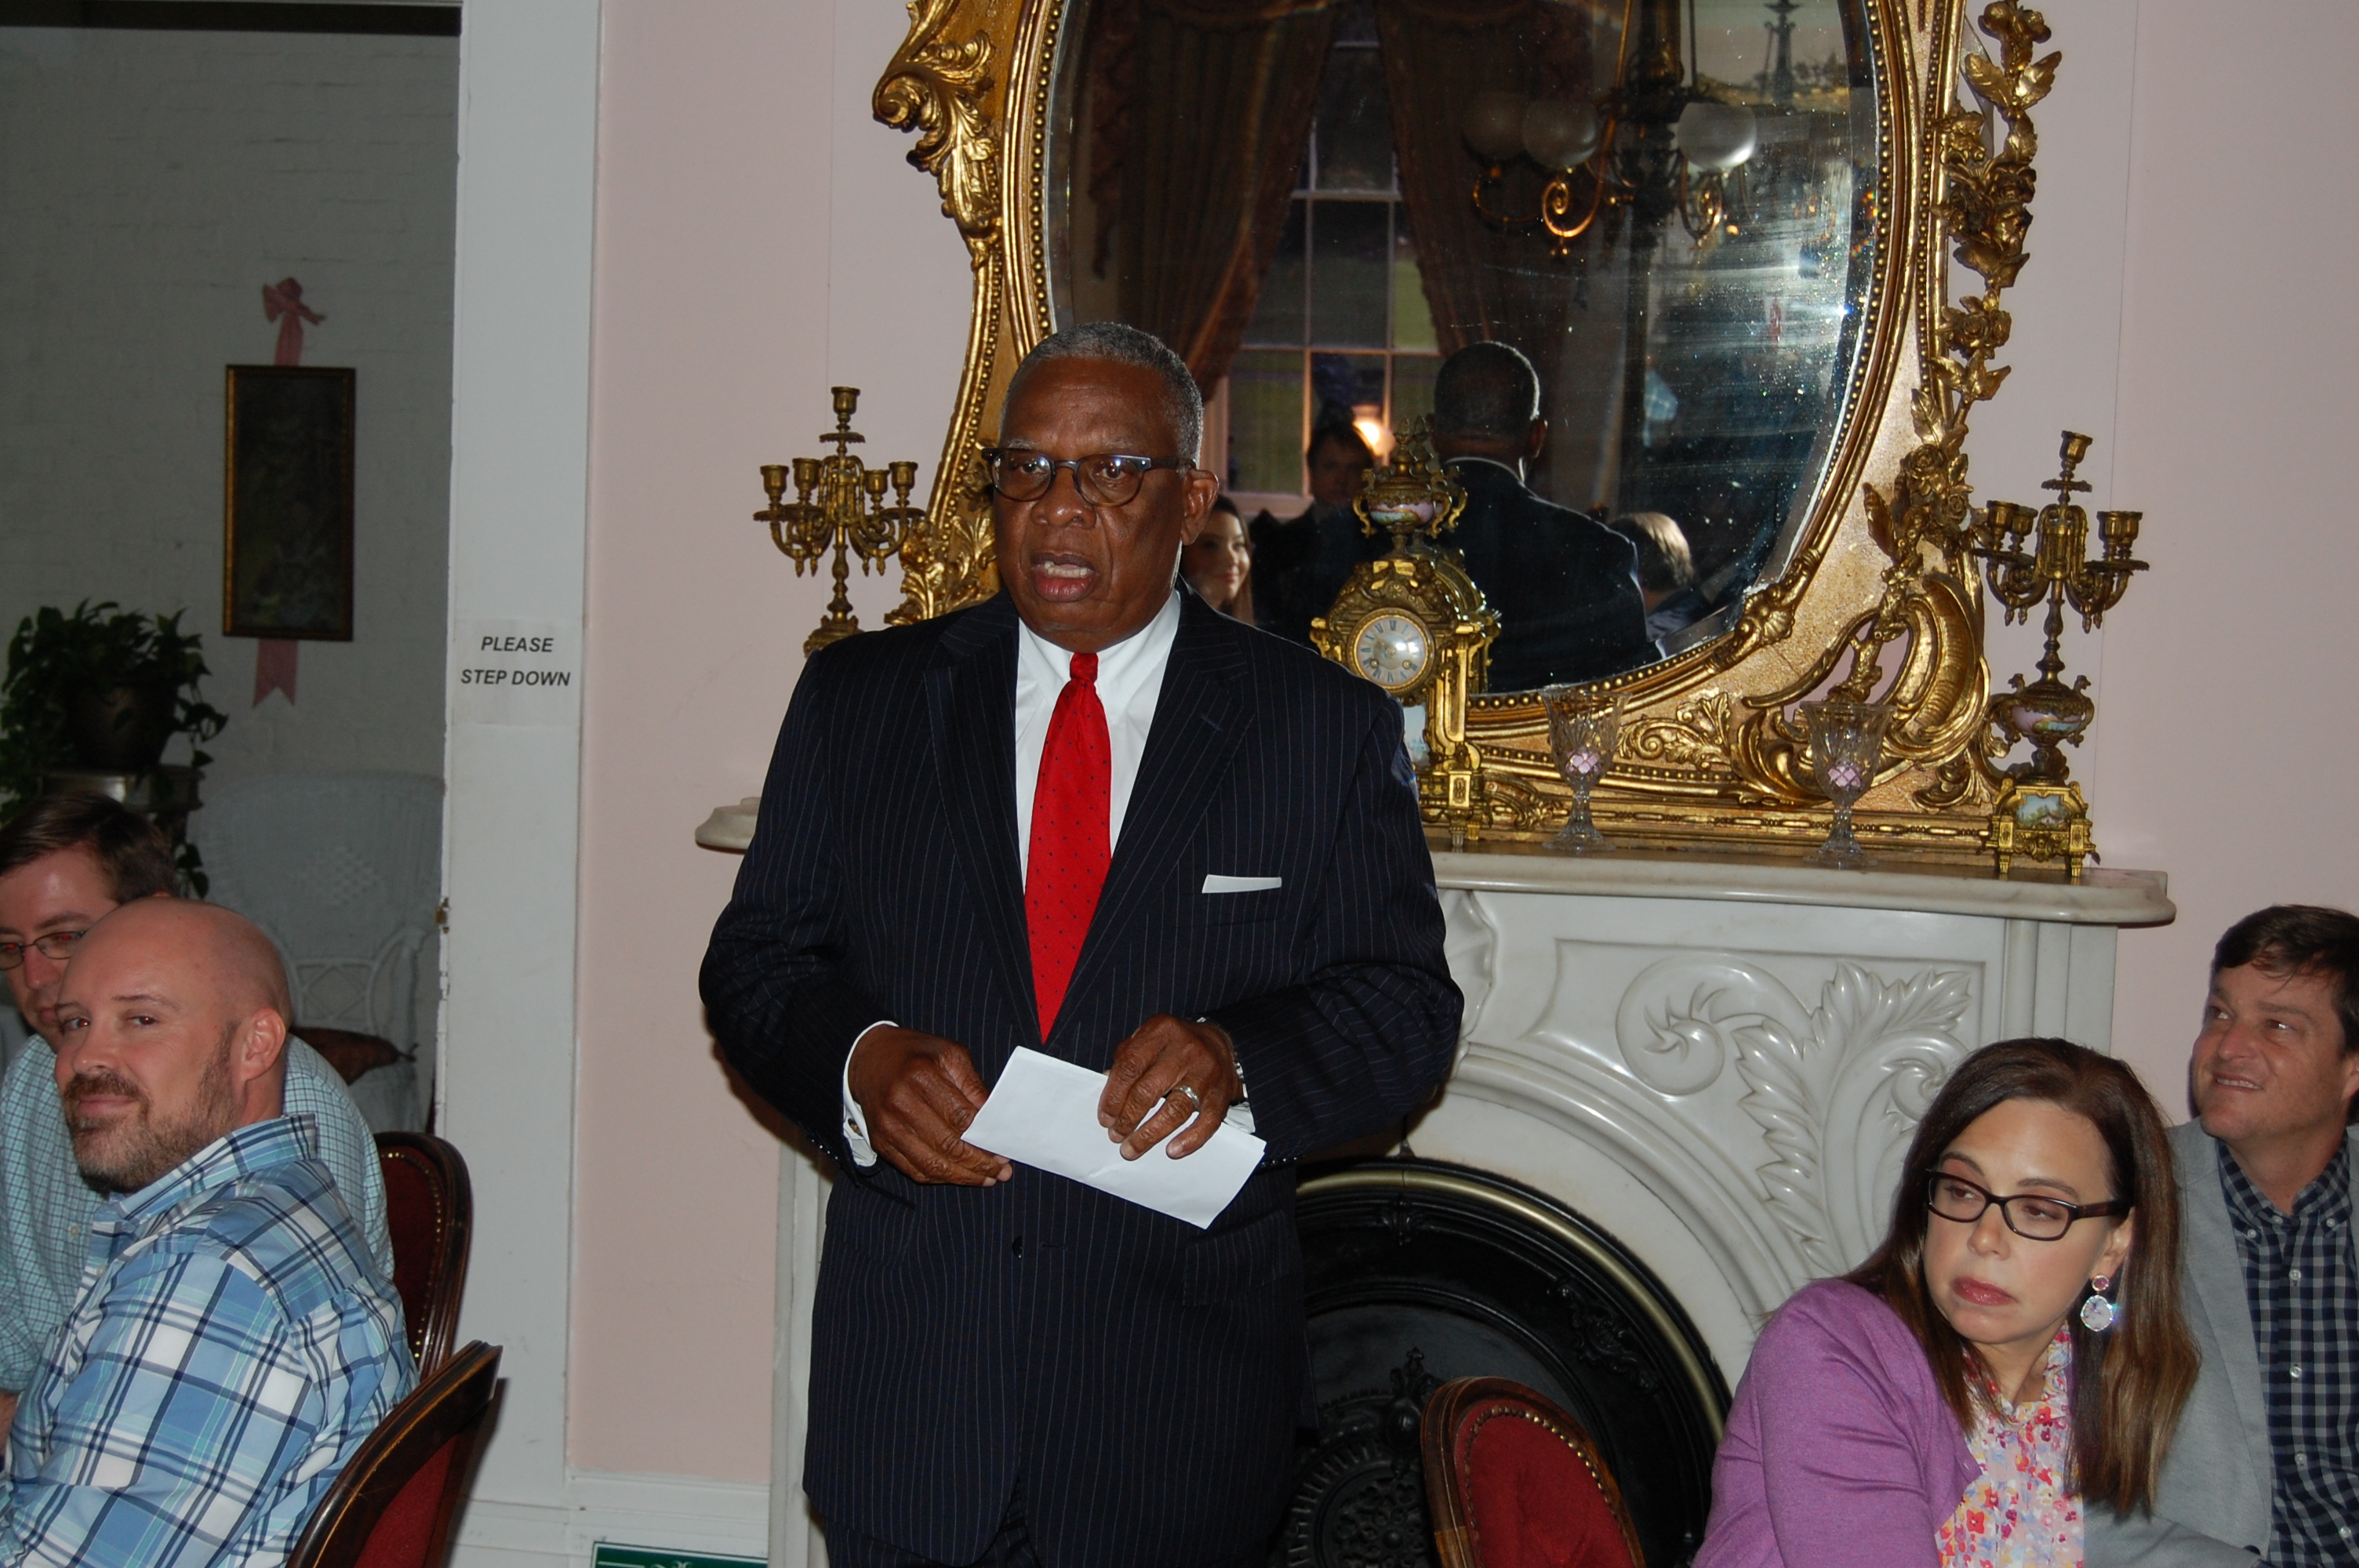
[2080,1275,2117,1333]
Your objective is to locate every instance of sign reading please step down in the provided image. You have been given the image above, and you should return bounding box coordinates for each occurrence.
[451,619,581,727]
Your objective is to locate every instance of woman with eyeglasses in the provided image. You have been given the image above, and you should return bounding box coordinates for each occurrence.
[1695,1038,2197,1568]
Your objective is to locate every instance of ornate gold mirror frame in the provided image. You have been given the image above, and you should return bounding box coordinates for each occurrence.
[874,0,2063,866]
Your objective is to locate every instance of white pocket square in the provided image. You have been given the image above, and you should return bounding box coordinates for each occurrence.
[1201,874,1283,893]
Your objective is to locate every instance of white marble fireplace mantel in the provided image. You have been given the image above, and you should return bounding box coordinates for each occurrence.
[707,792,2173,1565]
[1412,845,2171,1381]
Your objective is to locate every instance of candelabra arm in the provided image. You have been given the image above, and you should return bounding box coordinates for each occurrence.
[1470,164,1537,230]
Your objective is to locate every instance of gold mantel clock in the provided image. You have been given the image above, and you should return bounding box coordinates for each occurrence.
[1310,431,1500,844]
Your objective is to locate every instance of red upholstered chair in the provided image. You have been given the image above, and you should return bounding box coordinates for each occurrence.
[1421,1377,1647,1568]
[289,1340,502,1568]
[375,1134,473,1376]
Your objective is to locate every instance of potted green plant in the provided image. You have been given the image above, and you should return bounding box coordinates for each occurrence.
[0,603,229,882]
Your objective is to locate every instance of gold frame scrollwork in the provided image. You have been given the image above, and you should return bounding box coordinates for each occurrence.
[874,0,2065,866]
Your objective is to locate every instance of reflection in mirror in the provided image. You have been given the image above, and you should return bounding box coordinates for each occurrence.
[1047,0,1877,689]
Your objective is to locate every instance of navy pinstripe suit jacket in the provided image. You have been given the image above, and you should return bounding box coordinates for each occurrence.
[701,589,1459,1567]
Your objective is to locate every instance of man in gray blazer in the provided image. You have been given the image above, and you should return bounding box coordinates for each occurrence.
[2089,906,2359,1566]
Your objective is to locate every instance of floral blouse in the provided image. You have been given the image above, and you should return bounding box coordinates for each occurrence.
[1938,1328,2081,1568]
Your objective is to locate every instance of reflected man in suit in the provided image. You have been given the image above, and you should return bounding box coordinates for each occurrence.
[701,321,1460,1568]
[2088,906,2359,1567]
[1249,421,1382,647]
[1430,343,1656,691]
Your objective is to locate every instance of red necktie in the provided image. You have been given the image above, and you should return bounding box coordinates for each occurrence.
[1026,651,1111,1039]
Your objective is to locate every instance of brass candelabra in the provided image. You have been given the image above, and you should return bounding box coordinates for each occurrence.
[757,387,926,655]
[1969,430,2147,877]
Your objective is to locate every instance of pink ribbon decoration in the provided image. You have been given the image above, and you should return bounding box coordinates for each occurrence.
[261,277,323,368]
[253,277,324,704]
[253,637,300,706]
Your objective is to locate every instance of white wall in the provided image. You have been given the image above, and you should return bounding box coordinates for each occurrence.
[0,24,456,784]
[438,1,601,1562]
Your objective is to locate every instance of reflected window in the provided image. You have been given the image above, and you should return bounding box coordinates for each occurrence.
[1226,9,1438,503]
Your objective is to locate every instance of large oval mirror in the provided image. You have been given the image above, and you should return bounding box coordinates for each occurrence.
[1043,0,1880,692]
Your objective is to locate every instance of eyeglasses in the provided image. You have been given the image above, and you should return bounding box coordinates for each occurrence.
[983,450,1194,506]
[1925,1171,2131,1241]
[0,931,84,971]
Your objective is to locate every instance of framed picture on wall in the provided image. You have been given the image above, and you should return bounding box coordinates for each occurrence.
[224,365,355,641]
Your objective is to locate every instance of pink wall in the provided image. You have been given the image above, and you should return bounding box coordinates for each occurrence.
[2089,1,2359,1104]
[566,0,2359,1483]
[573,0,969,1480]
[573,0,832,1480]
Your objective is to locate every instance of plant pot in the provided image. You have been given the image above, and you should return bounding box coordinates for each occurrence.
[66,684,176,771]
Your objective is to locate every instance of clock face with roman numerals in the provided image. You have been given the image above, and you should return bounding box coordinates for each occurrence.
[1352,612,1431,693]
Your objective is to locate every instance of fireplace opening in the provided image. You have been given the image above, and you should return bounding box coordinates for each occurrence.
[1277,1159,1731,1568]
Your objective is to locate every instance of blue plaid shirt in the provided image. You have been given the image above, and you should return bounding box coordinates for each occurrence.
[0,1033,390,1394]
[2220,1139,2359,1566]
[0,1116,414,1566]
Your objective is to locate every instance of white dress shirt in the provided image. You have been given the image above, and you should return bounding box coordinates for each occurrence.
[841,591,1185,1166]
[1012,586,1182,883]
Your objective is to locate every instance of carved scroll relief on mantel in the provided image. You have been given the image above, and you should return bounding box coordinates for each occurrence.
[1422,884,2041,1344]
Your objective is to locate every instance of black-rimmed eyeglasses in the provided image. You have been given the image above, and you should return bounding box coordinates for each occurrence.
[0,931,83,971]
[983,449,1193,506]
[1925,1171,2131,1241]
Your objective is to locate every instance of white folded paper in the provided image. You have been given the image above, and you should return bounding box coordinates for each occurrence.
[961,1047,1265,1229]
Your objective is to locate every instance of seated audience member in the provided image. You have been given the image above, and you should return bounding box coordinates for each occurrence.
[1182,495,1256,621]
[1607,511,1710,644]
[1429,343,1656,689]
[2,898,413,1563]
[0,796,389,1428]
[1251,421,1381,645]
[2088,906,2359,1566]
[1697,1038,2196,1568]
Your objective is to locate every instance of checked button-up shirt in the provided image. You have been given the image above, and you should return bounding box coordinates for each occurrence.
[0,1033,391,1396]
[2220,1138,2359,1566]
[0,1115,414,1567]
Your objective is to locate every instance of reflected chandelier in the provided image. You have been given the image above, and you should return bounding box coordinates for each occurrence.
[1463,0,1780,252]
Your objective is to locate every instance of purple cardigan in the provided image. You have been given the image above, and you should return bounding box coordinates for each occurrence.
[1695,1279,1979,1568]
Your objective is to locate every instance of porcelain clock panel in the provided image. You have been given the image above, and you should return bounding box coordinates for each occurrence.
[1354,612,1431,692]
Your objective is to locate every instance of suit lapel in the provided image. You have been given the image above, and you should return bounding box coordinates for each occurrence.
[2174,1121,2272,1475]
[925,596,1037,1040]
[1052,595,1256,1049]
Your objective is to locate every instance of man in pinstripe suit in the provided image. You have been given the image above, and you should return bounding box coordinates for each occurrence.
[703,323,1460,1568]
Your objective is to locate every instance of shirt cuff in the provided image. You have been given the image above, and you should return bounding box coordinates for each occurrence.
[841,1022,896,1169]
[1202,1016,1255,1135]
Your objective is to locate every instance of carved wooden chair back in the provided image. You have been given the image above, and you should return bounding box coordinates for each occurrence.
[376,1133,473,1375]
[288,1340,501,1568]
[1421,1375,1647,1568]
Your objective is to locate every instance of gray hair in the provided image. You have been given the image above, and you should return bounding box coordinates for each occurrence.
[1432,341,1542,442]
[1006,321,1205,464]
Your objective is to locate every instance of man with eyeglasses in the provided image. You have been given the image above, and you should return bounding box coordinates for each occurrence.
[703,321,1459,1568]
[0,793,388,1434]
[2088,906,2359,1566]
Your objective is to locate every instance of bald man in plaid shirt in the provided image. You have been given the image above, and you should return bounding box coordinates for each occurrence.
[0,898,411,1566]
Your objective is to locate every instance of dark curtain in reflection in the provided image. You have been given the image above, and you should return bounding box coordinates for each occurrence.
[1373,0,1594,482]
[1088,0,1339,390]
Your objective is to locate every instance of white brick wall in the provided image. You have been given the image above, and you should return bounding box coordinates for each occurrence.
[0,24,457,786]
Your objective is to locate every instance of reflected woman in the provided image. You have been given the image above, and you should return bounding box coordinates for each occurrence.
[1696,1039,2197,1568]
[1180,495,1255,622]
